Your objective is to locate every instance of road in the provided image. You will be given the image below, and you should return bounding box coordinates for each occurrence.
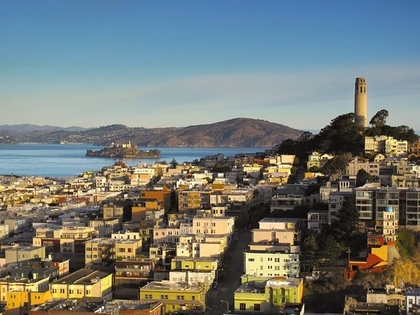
[205,229,251,315]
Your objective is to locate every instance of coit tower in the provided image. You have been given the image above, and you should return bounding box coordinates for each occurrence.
[354,77,367,128]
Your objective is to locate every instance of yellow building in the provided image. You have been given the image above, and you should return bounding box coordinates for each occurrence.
[234,276,303,313]
[140,280,206,314]
[0,276,49,305]
[50,268,113,300]
[6,290,52,313]
[170,257,218,272]
[132,199,163,221]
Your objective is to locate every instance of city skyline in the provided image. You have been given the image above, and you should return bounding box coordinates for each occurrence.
[1,1,419,132]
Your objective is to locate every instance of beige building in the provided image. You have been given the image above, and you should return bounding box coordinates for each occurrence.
[192,216,235,236]
[365,135,408,157]
[5,246,46,264]
[32,226,98,270]
[85,237,142,266]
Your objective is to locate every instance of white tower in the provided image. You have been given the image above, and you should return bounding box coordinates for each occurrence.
[354,77,367,128]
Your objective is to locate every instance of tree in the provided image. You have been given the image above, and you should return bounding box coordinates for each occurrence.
[320,153,351,177]
[396,228,418,258]
[318,234,343,265]
[369,109,389,130]
[356,169,373,187]
[300,231,320,271]
[335,194,359,242]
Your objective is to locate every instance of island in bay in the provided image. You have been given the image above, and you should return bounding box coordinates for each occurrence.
[86,142,160,159]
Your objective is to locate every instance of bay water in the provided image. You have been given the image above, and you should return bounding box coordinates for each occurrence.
[0,144,260,178]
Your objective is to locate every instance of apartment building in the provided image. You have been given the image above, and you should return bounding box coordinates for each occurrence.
[177,188,212,211]
[365,136,408,157]
[50,268,113,300]
[243,217,301,278]
[270,185,306,212]
[192,215,235,236]
[243,248,300,278]
[175,234,229,259]
[85,237,142,266]
[5,246,46,264]
[132,199,164,221]
[405,189,420,230]
[114,258,155,288]
[32,226,97,270]
[234,276,303,313]
[0,276,50,304]
[140,280,206,314]
[6,289,52,314]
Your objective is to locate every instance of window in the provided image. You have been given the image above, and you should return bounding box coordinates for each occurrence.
[254,304,261,311]
[240,303,246,310]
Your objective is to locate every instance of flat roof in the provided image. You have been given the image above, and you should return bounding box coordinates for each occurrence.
[51,268,110,285]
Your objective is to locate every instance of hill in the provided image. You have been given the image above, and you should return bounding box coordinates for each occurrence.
[0,118,303,148]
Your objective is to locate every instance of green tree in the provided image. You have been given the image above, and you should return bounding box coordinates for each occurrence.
[369,109,389,135]
[356,168,373,187]
[318,234,343,265]
[328,194,358,243]
[320,153,351,177]
[396,228,418,258]
[300,231,320,271]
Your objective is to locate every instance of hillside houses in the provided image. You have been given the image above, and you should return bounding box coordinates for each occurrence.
[2,145,420,315]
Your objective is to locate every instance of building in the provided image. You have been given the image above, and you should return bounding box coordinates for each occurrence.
[32,226,97,271]
[85,237,142,267]
[233,276,304,313]
[5,246,46,264]
[139,280,206,314]
[50,268,113,300]
[0,275,50,305]
[29,299,163,315]
[114,258,155,288]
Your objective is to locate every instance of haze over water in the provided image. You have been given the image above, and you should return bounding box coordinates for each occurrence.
[0,144,259,178]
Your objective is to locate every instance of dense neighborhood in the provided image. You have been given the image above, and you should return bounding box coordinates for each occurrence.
[2,121,420,315]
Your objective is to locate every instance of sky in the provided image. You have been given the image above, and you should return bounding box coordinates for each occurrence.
[1,1,419,133]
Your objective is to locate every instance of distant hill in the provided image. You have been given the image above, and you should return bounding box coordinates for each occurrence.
[0,118,304,148]
[0,124,86,133]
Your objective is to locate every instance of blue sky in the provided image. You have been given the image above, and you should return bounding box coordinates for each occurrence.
[1,1,419,132]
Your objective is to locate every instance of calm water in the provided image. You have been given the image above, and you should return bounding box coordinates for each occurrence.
[0,144,259,178]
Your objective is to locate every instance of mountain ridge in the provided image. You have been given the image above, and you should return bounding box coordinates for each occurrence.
[0,118,304,148]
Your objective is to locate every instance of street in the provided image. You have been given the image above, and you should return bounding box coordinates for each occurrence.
[205,229,251,315]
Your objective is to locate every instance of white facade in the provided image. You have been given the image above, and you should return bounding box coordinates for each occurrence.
[244,251,300,278]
